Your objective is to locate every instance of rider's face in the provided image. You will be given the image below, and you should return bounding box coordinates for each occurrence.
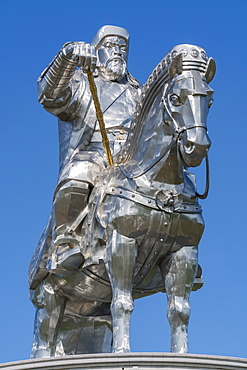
[97,36,128,81]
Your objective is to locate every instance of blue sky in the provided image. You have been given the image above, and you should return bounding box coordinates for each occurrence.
[1,0,247,364]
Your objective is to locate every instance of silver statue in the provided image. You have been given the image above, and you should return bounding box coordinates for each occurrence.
[29,25,216,358]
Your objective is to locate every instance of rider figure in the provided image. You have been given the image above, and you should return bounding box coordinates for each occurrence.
[37,25,141,273]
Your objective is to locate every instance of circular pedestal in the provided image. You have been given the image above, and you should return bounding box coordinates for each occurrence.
[1,353,247,370]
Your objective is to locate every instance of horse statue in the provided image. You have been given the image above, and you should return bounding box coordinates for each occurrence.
[29,44,215,358]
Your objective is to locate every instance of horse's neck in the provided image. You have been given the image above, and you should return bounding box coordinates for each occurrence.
[121,87,183,186]
[122,90,171,173]
[151,146,184,185]
[133,146,184,197]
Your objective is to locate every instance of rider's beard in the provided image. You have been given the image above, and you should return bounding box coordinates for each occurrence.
[98,57,127,81]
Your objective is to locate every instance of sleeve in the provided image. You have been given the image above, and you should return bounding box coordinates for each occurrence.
[37,46,87,122]
[38,71,87,121]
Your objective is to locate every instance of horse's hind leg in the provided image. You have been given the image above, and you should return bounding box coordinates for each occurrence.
[160,246,198,353]
[30,278,66,358]
[105,230,137,353]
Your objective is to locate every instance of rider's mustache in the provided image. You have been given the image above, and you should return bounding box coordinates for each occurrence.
[97,56,126,68]
[107,56,125,63]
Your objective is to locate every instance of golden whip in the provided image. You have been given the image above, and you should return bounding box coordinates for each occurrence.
[87,69,114,166]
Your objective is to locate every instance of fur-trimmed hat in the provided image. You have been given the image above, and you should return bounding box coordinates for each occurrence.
[91,25,129,49]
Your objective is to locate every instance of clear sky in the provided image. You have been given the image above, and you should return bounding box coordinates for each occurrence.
[1,0,247,364]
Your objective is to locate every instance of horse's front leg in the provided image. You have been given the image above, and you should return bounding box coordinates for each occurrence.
[105,229,137,353]
[160,246,198,353]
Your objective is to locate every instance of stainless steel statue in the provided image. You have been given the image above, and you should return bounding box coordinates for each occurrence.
[29,25,216,358]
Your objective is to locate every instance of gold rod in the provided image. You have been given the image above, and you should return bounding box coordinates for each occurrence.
[87,69,114,166]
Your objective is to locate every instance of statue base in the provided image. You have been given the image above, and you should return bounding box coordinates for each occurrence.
[1,353,247,370]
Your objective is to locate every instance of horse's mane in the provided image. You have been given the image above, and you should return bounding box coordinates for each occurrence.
[117,44,209,164]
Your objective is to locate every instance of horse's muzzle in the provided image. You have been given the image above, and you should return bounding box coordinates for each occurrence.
[178,126,211,167]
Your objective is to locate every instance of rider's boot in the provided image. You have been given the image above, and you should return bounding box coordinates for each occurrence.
[47,180,90,274]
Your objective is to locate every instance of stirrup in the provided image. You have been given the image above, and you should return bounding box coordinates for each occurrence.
[47,244,84,274]
[52,231,81,249]
[48,230,84,274]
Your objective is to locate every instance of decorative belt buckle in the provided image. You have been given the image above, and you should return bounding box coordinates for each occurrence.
[156,190,175,213]
[116,130,126,140]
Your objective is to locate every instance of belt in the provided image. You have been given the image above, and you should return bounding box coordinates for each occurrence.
[107,186,202,214]
[91,129,129,143]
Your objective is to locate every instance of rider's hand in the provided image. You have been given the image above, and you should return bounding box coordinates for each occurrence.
[62,42,97,73]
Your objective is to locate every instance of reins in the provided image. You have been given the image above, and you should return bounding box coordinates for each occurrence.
[195,154,210,199]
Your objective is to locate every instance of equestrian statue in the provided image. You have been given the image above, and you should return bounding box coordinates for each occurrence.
[29,25,216,358]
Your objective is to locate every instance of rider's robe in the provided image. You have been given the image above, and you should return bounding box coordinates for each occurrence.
[29,69,141,290]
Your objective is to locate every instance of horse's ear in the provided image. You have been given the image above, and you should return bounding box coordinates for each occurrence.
[205,57,216,83]
[168,54,183,79]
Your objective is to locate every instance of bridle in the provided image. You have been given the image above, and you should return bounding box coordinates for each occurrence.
[162,79,210,200]
[176,126,210,199]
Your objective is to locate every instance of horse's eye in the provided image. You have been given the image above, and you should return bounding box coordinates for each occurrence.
[170,94,183,106]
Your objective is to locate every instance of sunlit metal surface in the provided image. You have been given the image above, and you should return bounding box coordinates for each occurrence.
[29,31,215,358]
[2,353,247,370]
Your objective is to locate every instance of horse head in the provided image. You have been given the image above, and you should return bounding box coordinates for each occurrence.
[162,45,216,167]
[118,44,215,183]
